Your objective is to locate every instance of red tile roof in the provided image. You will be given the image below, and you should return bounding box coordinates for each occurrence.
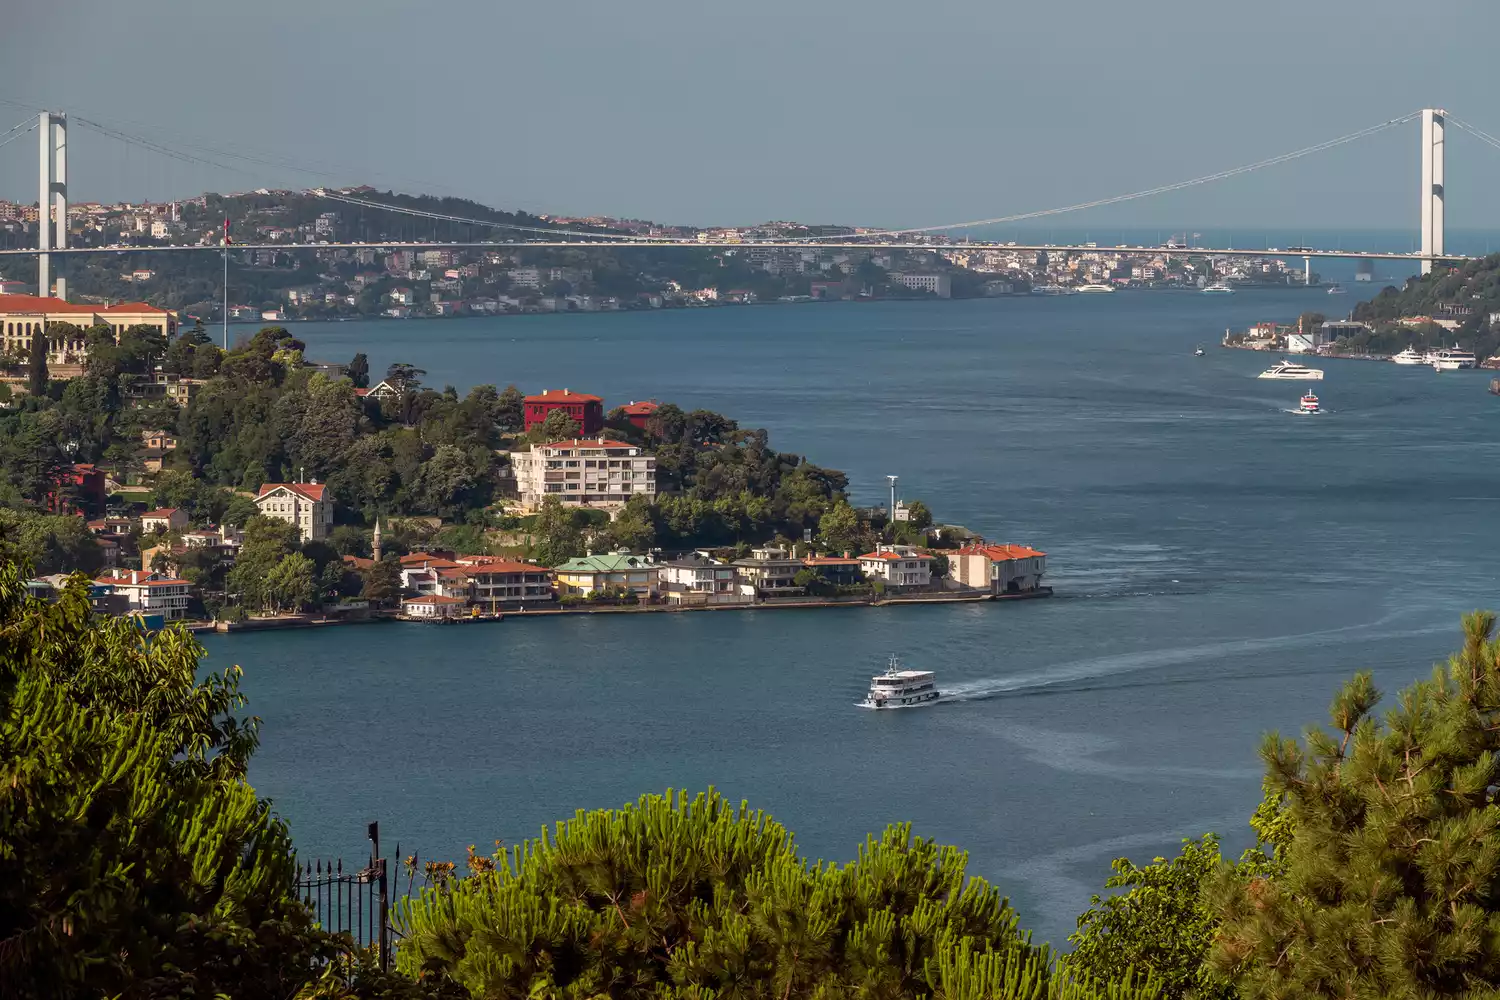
[621,400,659,415]
[459,558,549,574]
[403,595,467,605]
[0,293,169,316]
[141,508,181,519]
[256,483,328,502]
[859,551,935,561]
[342,555,375,570]
[803,556,860,566]
[399,553,461,569]
[957,544,1047,561]
[525,389,602,404]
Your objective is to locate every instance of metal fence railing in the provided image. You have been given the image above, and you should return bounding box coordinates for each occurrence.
[294,821,390,970]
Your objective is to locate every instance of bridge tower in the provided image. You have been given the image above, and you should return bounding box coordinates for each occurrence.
[36,112,68,300]
[1420,108,1445,275]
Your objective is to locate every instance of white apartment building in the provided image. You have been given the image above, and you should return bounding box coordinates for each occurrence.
[96,570,194,621]
[509,439,656,509]
[254,482,333,542]
[858,545,934,588]
[888,273,952,298]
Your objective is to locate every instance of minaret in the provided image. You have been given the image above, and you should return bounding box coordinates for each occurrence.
[372,517,383,562]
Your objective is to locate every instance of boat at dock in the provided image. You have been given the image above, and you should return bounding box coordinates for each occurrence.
[1257,359,1324,380]
[1391,347,1425,365]
[1075,283,1114,293]
[858,656,940,709]
[1433,348,1477,371]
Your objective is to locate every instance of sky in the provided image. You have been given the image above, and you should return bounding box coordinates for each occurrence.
[2,0,1499,232]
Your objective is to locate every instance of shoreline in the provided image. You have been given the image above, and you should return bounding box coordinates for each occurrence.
[193,587,1053,634]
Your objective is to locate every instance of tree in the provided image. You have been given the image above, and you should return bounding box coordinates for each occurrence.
[495,384,525,432]
[527,408,581,443]
[222,493,261,527]
[0,508,104,575]
[818,497,861,553]
[385,362,426,391]
[262,552,317,612]
[347,351,370,389]
[530,495,583,566]
[602,494,656,552]
[360,556,402,606]
[906,499,934,530]
[27,327,48,397]
[225,515,301,609]
[1211,612,1500,999]
[329,524,371,557]
[0,554,338,996]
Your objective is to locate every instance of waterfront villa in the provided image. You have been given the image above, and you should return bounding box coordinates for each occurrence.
[858,546,934,589]
[523,388,605,436]
[94,570,194,621]
[731,546,805,597]
[401,594,468,619]
[508,439,657,509]
[950,543,1047,594]
[455,556,556,611]
[139,507,189,533]
[554,551,659,598]
[801,555,863,587]
[659,552,746,606]
[254,482,333,542]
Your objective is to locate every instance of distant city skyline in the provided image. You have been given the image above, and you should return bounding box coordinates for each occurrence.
[3,0,1498,231]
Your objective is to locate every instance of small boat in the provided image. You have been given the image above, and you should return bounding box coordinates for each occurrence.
[1433,348,1477,371]
[858,656,940,710]
[1194,345,1206,357]
[1391,347,1425,365]
[1201,283,1235,295]
[1257,359,1324,380]
[1075,283,1115,293]
[1030,284,1068,296]
[1294,392,1321,415]
[1326,284,1346,295]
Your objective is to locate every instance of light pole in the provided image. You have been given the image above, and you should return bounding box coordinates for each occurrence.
[886,475,899,522]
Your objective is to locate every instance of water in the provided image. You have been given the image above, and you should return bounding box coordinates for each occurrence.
[204,282,1500,948]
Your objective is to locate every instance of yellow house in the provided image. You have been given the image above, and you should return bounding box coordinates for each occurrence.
[553,552,658,598]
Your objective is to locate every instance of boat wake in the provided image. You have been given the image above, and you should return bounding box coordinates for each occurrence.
[934,617,1445,705]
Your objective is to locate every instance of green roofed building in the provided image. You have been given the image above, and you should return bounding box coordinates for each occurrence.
[553,551,659,598]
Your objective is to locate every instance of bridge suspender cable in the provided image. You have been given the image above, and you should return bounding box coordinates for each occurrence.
[805,111,1424,241]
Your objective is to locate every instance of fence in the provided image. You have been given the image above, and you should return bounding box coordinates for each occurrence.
[294,821,391,970]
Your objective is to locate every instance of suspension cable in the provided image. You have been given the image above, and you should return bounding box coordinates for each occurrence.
[804,111,1423,241]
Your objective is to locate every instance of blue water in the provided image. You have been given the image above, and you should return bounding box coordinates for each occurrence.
[205,282,1500,947]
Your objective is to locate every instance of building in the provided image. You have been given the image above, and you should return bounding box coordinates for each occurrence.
[731,546,805,597]
[554,551,659,598]
[0,294,177,363]
[858,545,934,588]
[659,552,745,606]
[124,371,204,406]
[401,595,468,619]
[950,544,1047,595]
[801,555,863,587]
[524,389,605,437]
[889,273,952,298]
[254,482,332,542]
[1288,325,1339,354]
[140,507,190,533]
[508,439,656,509]
[51,463,107,517]
[455,556,555,611]
[398,553,472,599]
[95,570,194,621]
[620,400,659,430]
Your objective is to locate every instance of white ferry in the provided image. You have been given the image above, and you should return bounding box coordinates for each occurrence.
[859,657,940,710]
[1201,283,1235,295]
[1433,348,1477,371]
[1075,283,1115,293]
[1293,392,1321,415]
[1256,359,1324,380]
[1391,347,1426,365]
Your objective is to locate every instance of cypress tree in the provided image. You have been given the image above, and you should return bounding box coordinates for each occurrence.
[27,326,47,397]
[1211,612,1500,998]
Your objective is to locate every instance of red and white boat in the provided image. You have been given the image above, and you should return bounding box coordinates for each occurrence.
[1295,392,1321,415]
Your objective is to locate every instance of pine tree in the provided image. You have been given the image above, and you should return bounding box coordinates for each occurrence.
[393,789,1162,999]
[1211,612,1500,998]
[27,326,48,397]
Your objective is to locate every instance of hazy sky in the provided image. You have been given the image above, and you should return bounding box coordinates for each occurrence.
[3,0,1498,231]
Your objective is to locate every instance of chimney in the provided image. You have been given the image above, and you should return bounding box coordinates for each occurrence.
[131,570,140,585]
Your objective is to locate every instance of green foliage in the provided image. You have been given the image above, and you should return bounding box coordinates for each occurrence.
[1070,834,1277,1000]
[431,522,492,555]
[0,554,338,997]
[348,351,371,389]
[818,497,862,553]
[227,514,303,609]
[27,326,47,397]
[263,551,319,612]
[394,789,1151,1000]
[0,507,104,575]
[906,500,934,530]
[527,407,582,443]
[1211,612,1500,998]
[361,557,403,606]
[530,495,585,566]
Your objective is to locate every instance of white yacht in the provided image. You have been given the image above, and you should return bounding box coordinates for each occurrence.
[1075,283,1115,293]
[859,657,940,710]
[1201,283,1235,295]
[1433,348,1477,371]
[1326,284,1346,295]
[1257,359,1324,380]
[1391,347,1426,365]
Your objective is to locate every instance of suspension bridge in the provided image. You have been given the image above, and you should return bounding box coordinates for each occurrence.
[2,103,1499,301]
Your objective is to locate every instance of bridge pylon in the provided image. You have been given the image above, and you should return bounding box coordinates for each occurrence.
[37,112,68,300]
[1421,108,1445,275]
